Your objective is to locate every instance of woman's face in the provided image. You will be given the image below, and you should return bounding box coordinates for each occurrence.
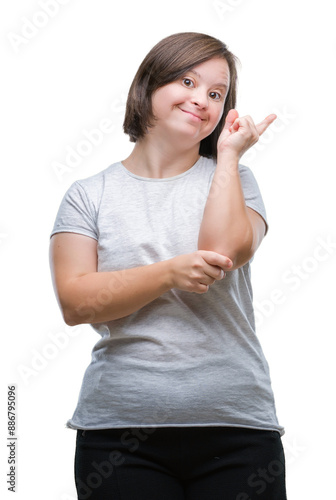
[150,57,230,145]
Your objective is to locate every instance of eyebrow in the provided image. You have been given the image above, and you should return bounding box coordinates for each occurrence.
[189,69,229,89]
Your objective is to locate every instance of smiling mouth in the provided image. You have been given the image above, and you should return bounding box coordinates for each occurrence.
[179,108,204,121]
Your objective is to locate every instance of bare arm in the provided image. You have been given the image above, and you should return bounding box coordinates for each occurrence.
[49,233,233,326]
[198,110,276,270]
[198,151,266,270]
[49,232,174,325]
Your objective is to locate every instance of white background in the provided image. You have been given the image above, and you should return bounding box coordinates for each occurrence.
[1,0,335,498]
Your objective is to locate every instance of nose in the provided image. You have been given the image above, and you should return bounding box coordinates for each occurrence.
[190,87,208,109]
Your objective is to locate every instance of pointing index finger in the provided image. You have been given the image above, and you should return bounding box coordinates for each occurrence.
[256,113,277,135]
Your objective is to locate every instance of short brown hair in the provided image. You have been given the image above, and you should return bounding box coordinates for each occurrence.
[123,32,240,159]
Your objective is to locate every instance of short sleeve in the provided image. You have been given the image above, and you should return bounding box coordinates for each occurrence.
[50,181,98,240]
[239,164,269,236]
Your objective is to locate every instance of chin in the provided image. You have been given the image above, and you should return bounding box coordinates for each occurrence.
[175,121,209,138]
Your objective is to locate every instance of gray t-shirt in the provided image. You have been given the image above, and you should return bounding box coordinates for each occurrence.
[51,156,284,435]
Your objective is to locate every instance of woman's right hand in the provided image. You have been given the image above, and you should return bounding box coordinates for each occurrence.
[168,250,233,294]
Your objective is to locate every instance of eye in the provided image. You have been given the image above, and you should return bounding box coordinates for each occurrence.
[209,91,222,101]
[182,78,194,88]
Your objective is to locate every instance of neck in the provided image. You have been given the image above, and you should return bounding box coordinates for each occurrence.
[122,133,201,179]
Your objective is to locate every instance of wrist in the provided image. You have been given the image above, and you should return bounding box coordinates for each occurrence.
[216,149,240,170]
[163,257,175,290]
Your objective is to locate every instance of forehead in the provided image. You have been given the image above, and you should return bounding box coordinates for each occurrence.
[189,58,230,86]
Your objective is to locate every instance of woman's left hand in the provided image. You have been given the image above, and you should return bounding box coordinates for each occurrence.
[217,109,277,158]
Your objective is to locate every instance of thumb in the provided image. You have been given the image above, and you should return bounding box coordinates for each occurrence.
[223,109,239,131]
[219,109,239,142]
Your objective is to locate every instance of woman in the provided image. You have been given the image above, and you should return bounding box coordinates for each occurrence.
[50,32,287,499]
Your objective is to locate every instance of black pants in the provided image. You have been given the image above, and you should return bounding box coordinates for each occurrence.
[74,426,287,500]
